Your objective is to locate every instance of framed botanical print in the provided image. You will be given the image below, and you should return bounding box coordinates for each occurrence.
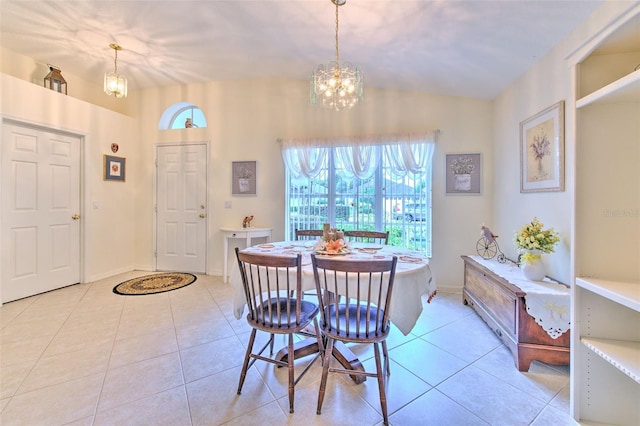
[232,161,256,195]
[520,101,565,193]
[445,153,482,194]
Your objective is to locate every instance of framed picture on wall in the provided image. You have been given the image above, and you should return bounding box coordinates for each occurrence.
[232,161,257,195]
[104,155,126,182]
[445,153,482,194]
[520,101,565,193]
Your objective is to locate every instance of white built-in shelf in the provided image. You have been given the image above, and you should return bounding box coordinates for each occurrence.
[581,337,640,385]
[576,277,640,313]
[576,69,640,108]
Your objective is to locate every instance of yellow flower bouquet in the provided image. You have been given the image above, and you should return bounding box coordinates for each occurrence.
[514,217,560,264]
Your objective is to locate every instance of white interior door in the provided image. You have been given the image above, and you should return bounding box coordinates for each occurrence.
[1,123,81,303]
[156,143,207,273]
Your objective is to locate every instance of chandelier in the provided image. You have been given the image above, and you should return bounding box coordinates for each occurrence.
[104,43,128,98]
[311,0,363,111]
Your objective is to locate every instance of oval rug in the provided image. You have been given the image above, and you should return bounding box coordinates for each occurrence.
[113,272,197,296]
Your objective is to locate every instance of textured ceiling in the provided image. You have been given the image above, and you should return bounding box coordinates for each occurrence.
[0,0,606,99]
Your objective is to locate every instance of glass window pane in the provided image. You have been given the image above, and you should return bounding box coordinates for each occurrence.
[169,106,207,129]
[285,143,432,256]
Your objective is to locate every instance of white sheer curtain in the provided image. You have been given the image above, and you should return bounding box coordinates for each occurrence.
[280,131,437,178]
[384,141,435,177]
[280,139,327,181]
[335,145,380,180]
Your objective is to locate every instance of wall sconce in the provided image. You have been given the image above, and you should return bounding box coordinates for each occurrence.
[44,65,67,95]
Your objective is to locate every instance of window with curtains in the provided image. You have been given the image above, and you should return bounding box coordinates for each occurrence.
[282,133,436,256]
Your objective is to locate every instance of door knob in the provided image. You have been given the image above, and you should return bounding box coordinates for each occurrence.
[199,213,206,218]
[72,214,80,220]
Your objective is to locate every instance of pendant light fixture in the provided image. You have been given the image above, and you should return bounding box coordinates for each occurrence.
[104,43,128,98]
[310,0,363,111]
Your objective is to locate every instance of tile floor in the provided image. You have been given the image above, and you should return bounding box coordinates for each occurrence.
[0,271,575,426]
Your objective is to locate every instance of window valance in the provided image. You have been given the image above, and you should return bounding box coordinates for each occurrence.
[280,131,438,180]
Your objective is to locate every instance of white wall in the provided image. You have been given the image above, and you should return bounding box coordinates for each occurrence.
[1,74,137,282]
[492,0,636,285]
[134,79,494,290]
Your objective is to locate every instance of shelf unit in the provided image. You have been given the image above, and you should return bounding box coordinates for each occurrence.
[575,69,640,108]
[571,5,640,425]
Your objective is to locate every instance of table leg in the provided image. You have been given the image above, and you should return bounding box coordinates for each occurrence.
[223,236,229,283]
[276,338,365,384]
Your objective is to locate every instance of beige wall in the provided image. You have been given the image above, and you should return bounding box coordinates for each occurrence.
[134,79,494,290]
[1,46,136,117]
[492,0,634,285]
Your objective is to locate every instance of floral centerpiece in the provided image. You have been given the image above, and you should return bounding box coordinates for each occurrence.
[316,223,348,254]
[514,217,560,265]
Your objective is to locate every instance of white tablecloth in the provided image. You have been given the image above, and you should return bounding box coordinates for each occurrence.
[230,241,436,336]
[469,256,570,339]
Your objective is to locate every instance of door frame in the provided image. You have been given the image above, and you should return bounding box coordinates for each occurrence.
[0,116,87,297]
[153,141,210,274]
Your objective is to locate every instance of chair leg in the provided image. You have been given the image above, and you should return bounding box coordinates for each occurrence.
[317,337,334,415]
[312,317,324,363]
[269,333,275,354]
[288,332,295,413]
[382,339,390,376]
[237,329,257,395]
[373,342,389,426]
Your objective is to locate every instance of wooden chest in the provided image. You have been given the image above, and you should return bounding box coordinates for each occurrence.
[461,255,570,371]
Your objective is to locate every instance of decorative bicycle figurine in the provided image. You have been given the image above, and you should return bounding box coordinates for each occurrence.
[476,225,506,263]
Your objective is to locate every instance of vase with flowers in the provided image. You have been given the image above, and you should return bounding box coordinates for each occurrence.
[235,165,254,193]
[514,217,560,281]
[450,156,475,191]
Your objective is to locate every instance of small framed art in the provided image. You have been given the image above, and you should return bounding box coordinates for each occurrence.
[520,101,565,193]
[232,161,256,195]
[445,153,482,194]
[104,155,126,182]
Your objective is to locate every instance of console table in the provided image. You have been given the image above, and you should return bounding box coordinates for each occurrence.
[221,227,272,282]
[461,255,570,371]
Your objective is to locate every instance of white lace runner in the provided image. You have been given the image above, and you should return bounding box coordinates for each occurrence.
[469,256,570,339]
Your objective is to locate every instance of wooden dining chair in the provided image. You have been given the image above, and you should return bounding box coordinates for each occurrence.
[235,247,323,414]
[311,254,398,426]
[344,230,389,245]
[295,229,324,240]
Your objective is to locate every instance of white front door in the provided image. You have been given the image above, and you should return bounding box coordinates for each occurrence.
[156,143,207,273]
[1,123,81,303]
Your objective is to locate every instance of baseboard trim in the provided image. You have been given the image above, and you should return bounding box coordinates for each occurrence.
[87,265,137,283]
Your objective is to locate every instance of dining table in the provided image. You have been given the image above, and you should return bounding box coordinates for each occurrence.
[229,240,437,383]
